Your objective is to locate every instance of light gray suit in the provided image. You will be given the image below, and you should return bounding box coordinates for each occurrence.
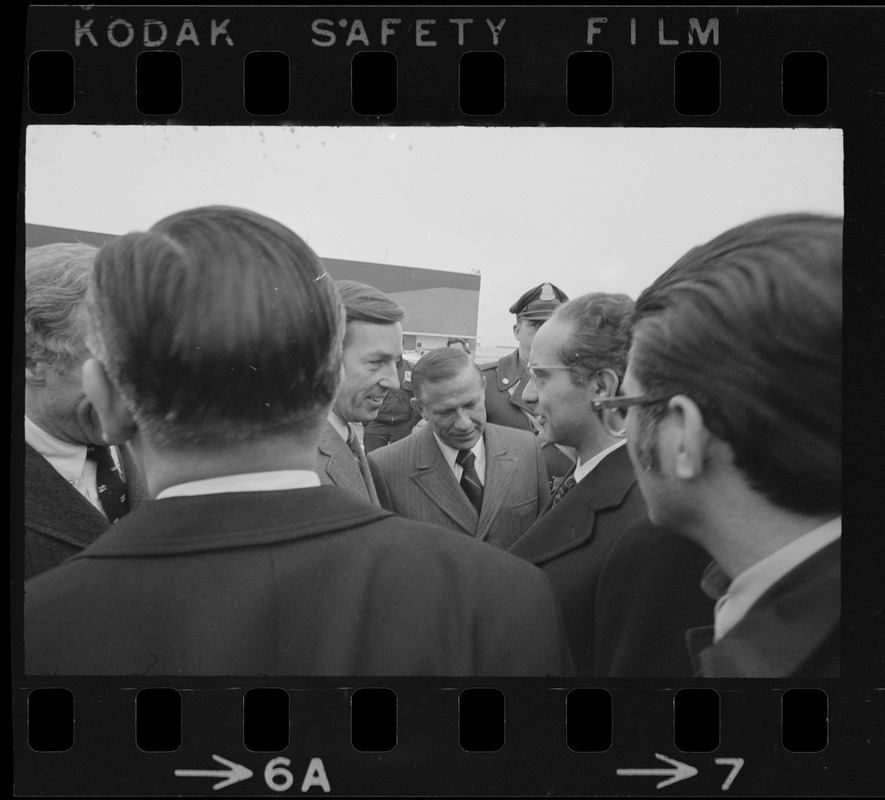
[315,420,380,505]
[368,422,550,549]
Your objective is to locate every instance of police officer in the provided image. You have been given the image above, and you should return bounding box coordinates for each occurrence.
[363,355,421,453]
[479,282,575,485]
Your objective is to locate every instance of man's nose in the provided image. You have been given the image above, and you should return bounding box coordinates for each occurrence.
[454,409,474,430]
[522,376,539,404]
[378,363,400,391]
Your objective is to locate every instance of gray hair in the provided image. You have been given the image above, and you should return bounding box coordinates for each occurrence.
[25,243,98,372]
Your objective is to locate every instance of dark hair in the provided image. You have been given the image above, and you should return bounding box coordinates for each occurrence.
[411,347,483,402]
[334,280,404,347]
[630,213,842,515]
[26,243,98,372]
[550,293,634,387]
[87,206,344,449]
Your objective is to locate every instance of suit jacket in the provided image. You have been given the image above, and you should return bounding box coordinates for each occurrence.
[24,441,149,579]
[685,540,840,678]
[509,445,712,676]
[315,420,379,505]
[368,423,550,550]
[479,351,576,485]
[25,486,575,677]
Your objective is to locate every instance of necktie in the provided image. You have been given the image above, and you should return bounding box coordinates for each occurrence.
[86,445,129,522]
[346,424,374,497]
[551,473,577,506]
[455,449,484,514]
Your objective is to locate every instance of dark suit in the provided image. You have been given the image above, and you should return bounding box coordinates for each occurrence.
[479,350,575,484]
[686,540,840,678]
[368,423,550,550]
[315,420,379,505]
[24,441,148,579]
[25,486,575,676]
[509,445,712,676]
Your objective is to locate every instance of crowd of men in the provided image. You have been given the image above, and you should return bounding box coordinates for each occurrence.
[23,207,841,678]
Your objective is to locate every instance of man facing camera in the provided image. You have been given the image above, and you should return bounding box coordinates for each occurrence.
[315,280,405,504]
[368,348,550,550]
[508,293,712,676]
[25,206,574,677]
[24,243,148,578]
[623,214,842,678]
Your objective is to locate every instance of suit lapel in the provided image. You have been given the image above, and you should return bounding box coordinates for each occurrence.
[25,443,108,547]
[316,422,377,504]
[410,426,477,535]
[509,445,635,561]
[475,426,515,542]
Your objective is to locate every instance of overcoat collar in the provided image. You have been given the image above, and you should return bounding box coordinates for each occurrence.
[509,444,637,562]
[685,540,841,677]
[66,485,394,560]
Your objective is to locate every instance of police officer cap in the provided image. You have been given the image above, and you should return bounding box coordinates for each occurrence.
[509,283,569,320]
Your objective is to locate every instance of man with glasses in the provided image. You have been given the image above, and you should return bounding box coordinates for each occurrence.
[623,214,842,677]
[479,282,575,486]
[509,292,712,676]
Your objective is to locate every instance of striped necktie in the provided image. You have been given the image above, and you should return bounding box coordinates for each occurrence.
[86,445,129,522]
[455,449,484,514]
[551,472,577,506]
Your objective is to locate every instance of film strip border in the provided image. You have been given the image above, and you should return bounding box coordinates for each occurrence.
[19,6,876,123]
[13,684,885,795]
[15,5,885,797]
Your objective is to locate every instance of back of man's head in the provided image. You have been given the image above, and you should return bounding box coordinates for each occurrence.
[549,292,634,387]
[87,206,344,449]
[26,243,99,373]
[630,213,842,516]
[335,280,404,346]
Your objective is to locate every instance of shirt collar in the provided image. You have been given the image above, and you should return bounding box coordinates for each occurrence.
[157,470,321,499]
[432,431,486,469]
[714,516,842,641]
[573,438,627,484]
[25,415,89,482]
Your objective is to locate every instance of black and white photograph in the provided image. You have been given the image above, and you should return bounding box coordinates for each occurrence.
[22,124,843,679]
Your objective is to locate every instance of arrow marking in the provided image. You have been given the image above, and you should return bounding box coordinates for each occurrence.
[617,752,698,789]
[715,757,745,790]
[175,754,253,790]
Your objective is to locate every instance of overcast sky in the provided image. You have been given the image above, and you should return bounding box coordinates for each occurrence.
[25,125,842,346]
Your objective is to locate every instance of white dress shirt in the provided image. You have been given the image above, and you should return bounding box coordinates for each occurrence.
[432,432,487,486]
[24,415,121,517]
[157,471,320,499]
[714,516,842,641]
[572,438,627,484]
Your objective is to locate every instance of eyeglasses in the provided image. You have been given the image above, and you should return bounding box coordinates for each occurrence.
[591,394,674,412]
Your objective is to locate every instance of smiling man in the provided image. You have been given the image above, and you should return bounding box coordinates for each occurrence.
[368,347,549,549]
[315,280,404,504]
[24,243,148,578]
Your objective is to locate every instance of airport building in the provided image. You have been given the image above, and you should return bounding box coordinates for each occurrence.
[25,224,482,352]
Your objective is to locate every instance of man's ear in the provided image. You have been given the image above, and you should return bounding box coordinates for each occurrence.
[594,368,620,398]
[667,394,711,480]
[82,358,136,445]
[409,396,427,420]
[25,359,48,387]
